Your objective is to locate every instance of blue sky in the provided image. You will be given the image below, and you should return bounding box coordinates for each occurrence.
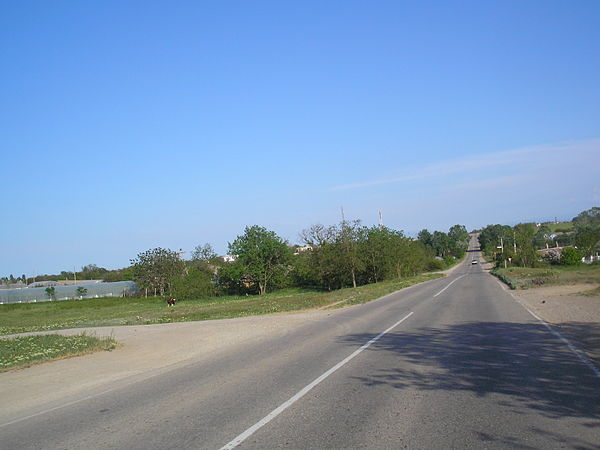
[1,1,599,276]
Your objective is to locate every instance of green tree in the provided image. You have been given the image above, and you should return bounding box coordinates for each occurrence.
[191,243,217,262]
[336,220,365,288]
[76,286,88,297]
[227,225,293,295]
[570,206,600,260]
[572,207,600,229]
[217,260,247,294]
[560,247,582,265]
[417,229,433,248]
[297,224,339,289]
[130,247,185,297]
[360,226,398,283]
[574,227,600,260]
[392,238,431,278]
[513,223,538,267]
[80,264,108,280]
[479,224,514,254]
[533,225,552,249]
[45,286,56,300]
[432,231,451,258]
[171,267,216,299]
[448,224,469,258]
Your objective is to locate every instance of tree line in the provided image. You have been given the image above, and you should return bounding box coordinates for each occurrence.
[478,207,600,267]
[0,264,133,287]
[3,220,470,298]
[129,221,470,299]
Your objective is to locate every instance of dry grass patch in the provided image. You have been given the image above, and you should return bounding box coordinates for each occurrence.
[494,265,600,290]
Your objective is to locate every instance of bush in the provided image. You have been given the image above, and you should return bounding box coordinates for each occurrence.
[426,259,446,271]
[171,268,216,300]
[561,247,583,266]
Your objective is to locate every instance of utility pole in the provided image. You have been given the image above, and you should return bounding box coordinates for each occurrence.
[378,210,384,227]
[500,237,507,268]
[340,206,345,223]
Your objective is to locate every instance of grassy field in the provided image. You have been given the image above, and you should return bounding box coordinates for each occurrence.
[0,333,117,372]
[494,264,600,290]
[0,273,443,335]
[545,221,574,233]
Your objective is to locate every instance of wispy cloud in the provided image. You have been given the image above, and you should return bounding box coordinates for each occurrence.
[329,139,600,192]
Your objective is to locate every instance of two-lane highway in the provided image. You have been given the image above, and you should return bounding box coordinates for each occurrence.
[2,240,599,449]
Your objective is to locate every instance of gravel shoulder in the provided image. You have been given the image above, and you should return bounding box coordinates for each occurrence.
[508,283,600,367]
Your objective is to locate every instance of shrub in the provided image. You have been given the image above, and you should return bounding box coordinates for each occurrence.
[561,247,583,266]
[171,268,216,300]
[426,259,446,271]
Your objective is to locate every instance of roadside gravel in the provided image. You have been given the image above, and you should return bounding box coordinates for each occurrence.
[508,284,600,367]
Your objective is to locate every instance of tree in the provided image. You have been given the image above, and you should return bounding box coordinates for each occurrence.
[336,220,365,288]
[76,286,88,297]
[297,224,339,290]
[560,247,582,265]
[574,227,600,260]
[298,222,432,289]
[513,223,538,267]
[217,259,248,294]
[45,286,56,300]
[479,224,514,254]
[80,264,109,280]
[191,243,217,262]
[533,225,552,249]
[417,229,433,248]
[171,267,216,299]
[448,224,469,258]
[361,226,398,283]
[571,207,600,260]
[130,248,185,297]
[227,225,293,295]
[431,231,451,258]
[572,207,600,229]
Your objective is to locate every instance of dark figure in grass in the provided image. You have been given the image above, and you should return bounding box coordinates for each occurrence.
[166,297,176,307]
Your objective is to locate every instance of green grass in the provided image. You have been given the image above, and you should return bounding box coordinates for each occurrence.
[0,274,442,335]
[0,333,118,372]
[494,264,600,289]
[545,221,574,233]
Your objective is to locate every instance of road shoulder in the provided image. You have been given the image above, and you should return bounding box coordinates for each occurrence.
[504,283,600,367]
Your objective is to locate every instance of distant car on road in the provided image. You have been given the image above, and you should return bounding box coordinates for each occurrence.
[471,260,478,264]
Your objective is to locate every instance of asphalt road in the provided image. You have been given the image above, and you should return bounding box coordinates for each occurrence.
[2,241,599,449]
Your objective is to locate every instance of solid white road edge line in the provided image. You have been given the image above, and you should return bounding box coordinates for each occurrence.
[494,278,600,378]
[218,311,415,450]
[522,303,600,378]
[433,274,467,298]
